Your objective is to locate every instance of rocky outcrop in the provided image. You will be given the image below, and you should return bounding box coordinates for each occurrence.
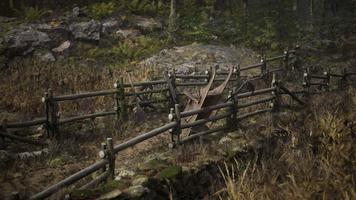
[140,43,260,75]
[69,20,101,41]
[4,28,51,55]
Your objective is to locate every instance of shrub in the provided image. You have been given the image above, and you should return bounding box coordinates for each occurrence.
[89,2,117,19]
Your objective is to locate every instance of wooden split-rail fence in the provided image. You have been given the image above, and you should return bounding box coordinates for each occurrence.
[6,47,356,200]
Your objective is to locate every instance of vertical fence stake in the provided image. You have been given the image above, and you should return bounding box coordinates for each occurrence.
[303,68,310,98]
[165,70,179,110]
[106,138,115,180]
[324,70,330,91]
[283,49,290,80]
[168,107,176,149]
[47,89,59,139]
[271,73,280,127]
[101,142,107,174]
[11,191,20,200]
[227,91,237,131]
[42,92,50,138]
[260,55,268,84]
[118,78,128,121]
[0,119,7,144]
[174,104,181,144]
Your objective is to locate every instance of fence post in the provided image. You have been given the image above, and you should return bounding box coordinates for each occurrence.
[100,142,107,174]
[271,73,280,111]
[165,70,179,109]
[323,70,330,91]
[339,69,348,89]
[0,119,7,144]
[11,191,20,200]
[42,92,50,138]
[283,49,290,80]
[227,90,237,131]
[260,55,268,84]
[117,78,128,121]
[168,107,180,149]
[106,138,115,180]
[303,68,310,97]
[234,65,241,87]
[46,89,59,139]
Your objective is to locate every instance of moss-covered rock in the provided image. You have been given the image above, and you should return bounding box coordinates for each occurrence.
[158,165,182,179]
[70,189,98,200]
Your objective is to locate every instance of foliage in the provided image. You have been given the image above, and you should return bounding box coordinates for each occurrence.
[124,0,166,16]
[88,1,117,19]
[87,36,168,64]
[13,5,52,22]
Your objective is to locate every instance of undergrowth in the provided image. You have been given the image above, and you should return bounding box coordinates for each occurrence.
[217,88,356,200]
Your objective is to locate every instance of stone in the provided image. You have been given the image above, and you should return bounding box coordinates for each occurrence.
[4,29,51,55]
[102,19,120,34]
[175,65,192,75]
[98,189,122,200]
[36,51,56,62]
[69,20,101,41]
[116,29,141,39]
[129,16,162,32]
[52,41,71,53]
[218,136,233,145]
[132,176,148,186]
[115,169,135,180]
[123,185,148,198]
[140,43,260,75]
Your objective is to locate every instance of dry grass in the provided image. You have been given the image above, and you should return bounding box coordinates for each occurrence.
[216,87,356,200]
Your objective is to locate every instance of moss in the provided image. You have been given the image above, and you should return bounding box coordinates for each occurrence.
[158,165,182,179]
[99,180,126,193]
[70,189,97,200]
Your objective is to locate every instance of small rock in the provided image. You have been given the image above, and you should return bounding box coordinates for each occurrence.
[35,51,56,62]
[98,189,122,200]
[69,20,101,41]
[132,176,148,186]
[218,136,233,145]
[118,170,135,177]
[71,7,86,18]
[102,19,120,34]
[123,185,148,198]
[52,41,71,52]
[227,132,242,139]
[129,16,162,32]
[0,16,16,23]
[116,29,141,39]
[175,65,191,75]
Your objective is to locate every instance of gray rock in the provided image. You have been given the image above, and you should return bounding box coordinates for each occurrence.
[123,185,148,198]
[35,51,56,62]
[52,41,71,53]
[175,65,191,75]
[102,19,120,34]
[98,189,122,200]
[69,20,101,41]
[129,16,162,32]
[116,29,141,39]
[4,29,51,55]
[140,43,259,76]
[132,176,148,186]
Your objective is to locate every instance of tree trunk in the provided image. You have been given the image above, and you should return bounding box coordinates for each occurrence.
[168,0,177,42]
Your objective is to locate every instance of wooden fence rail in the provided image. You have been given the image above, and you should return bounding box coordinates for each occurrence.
[26,54,356,199]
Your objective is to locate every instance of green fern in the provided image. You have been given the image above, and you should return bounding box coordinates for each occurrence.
[13,5,52,22]
[89,2,117,19]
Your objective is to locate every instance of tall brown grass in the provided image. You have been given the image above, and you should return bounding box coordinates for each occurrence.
[217,88,356,200]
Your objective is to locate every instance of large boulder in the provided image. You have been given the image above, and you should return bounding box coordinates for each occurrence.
[69,20,101,41]
[140,43,260,76]
[4,28,51,55]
